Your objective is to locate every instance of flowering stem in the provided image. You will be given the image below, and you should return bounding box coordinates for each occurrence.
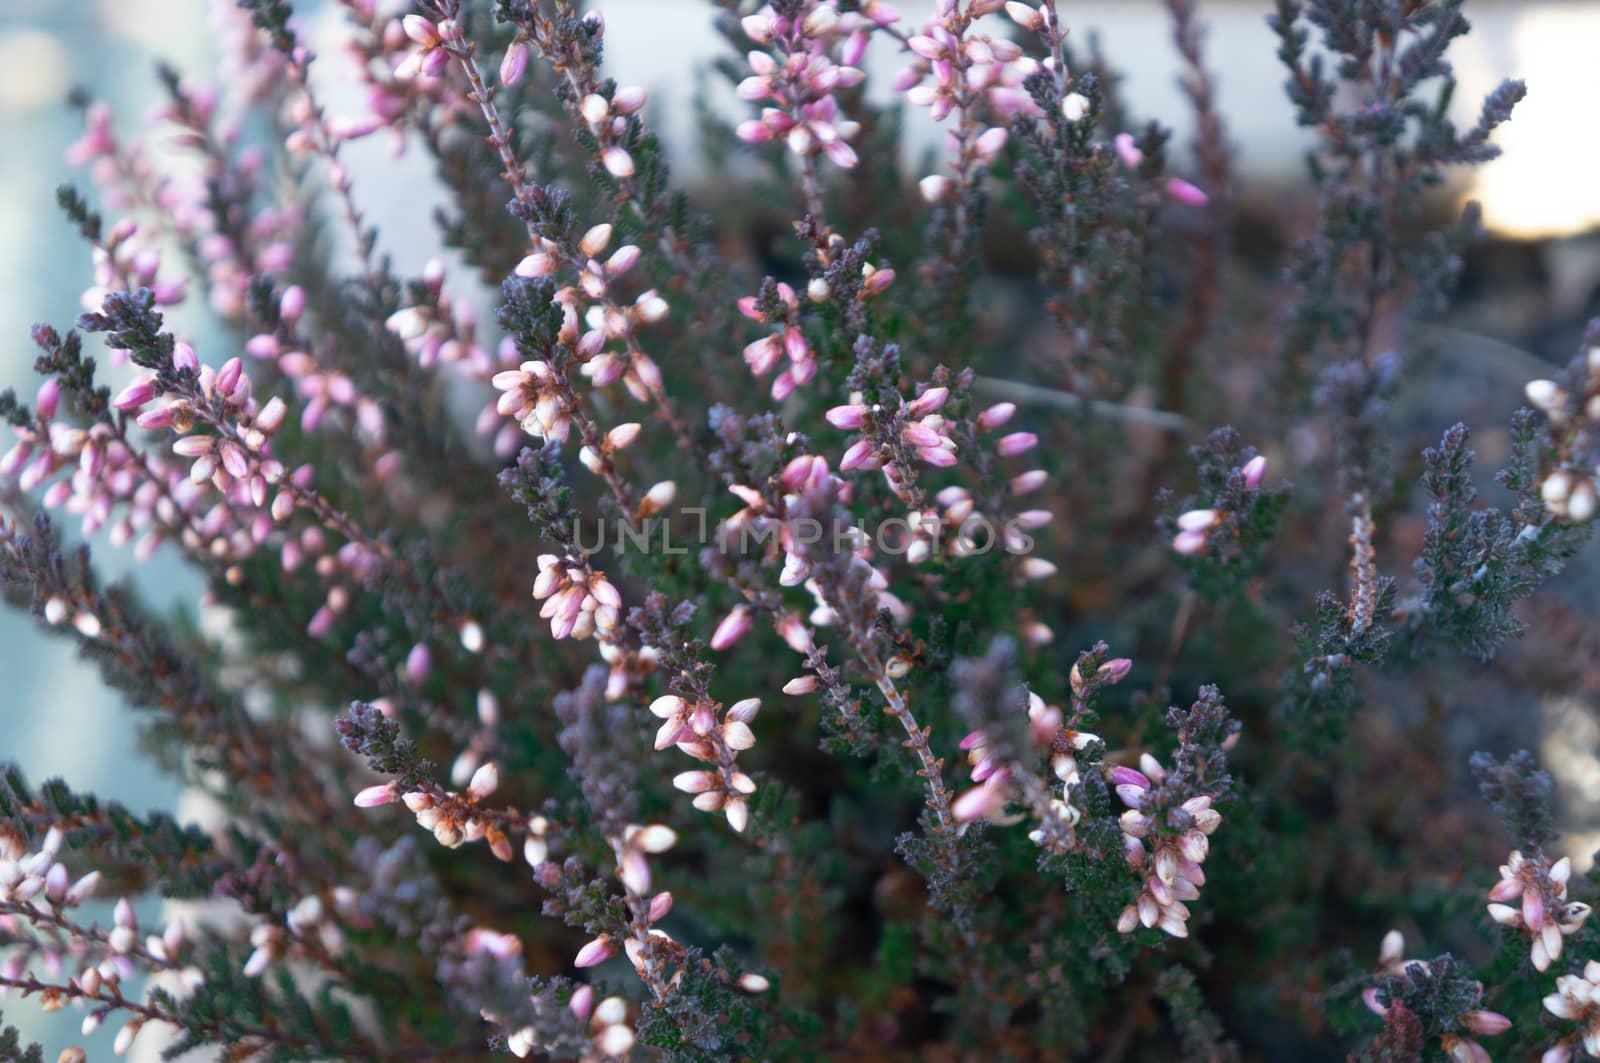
[445,34,698,458]
[872,672,955,835]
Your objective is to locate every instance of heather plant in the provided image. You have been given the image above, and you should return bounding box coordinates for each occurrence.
[1,0,1598,1059]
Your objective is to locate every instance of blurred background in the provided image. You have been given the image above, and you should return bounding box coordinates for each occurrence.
[2,0,1598,1054]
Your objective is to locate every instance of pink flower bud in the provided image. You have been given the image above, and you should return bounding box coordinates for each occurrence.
[647,892,674,922]
[674,771,718,793]
[354,782,399,808]
[1241,454,1267,489]
[569,984,595,1020]
[500,41,528,86]
[780,454,825,491]
[908,387,948,416]
[996,431,1037,456]
[826,404,866,430]
[1099,658,1132,683]
[36,377,61,419]
[737,120,774,144]
[1459,1010,1511,1036]
[977,403,1016,431]
[1177,509,1219,532]
[952,782,1005,822]
[1109,766,1152,791]
[919,174,950,202]
[280,285,305,321]
[613,86,648,114]
[405,643,431,684]
[467,762,499,801]
[574,936,617,968]
[1165,177,1209,207]
[113,378,156,411]
[607,245,642,276]
[216,357,244,396]
[1005,2,1043,30]
[861,268,896,296]
[601,146,636,178]
[840,438,875,470]
[1523,887,1545,932]
[401,15,440,47]
[710,605,753,650]
[1114,132,1144,168]
[973,127,1008,161]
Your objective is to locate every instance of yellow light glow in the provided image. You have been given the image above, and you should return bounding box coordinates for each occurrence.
[1459,9,1600,239]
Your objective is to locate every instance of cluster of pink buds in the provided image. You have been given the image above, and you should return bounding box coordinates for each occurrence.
[546,224,668,400]
[490,223,664,435]
[1542,961,1600,1060]
[135,349,287,500]
[735,2,887,170]
[148,88,301,322]
[974,401,1041,463]
[242,889,365,977]
[355,762,512,857]
[573,85,651,179]
[1486,850,1591,971]
[393,13,462,81]
[830,385,957,474]
[507,987,639,1060]
[92,899,203,1050]
[892,485,1049,568]
[1359,933,1513,1062]
[1362,928,1425,1015]
[769,455,855,589]
[211,0,291,108]
[907,489,977,563]
[0,829,99,911]
[532,554,622,641]
[899,0,1044,132]
[1112,755,1221,938]
[493,359,573,443]
[661,694,761,833]
[326,5,419,156]
[571,827,682,985]
[283,85,389,156]
[385,263,493,374]
[951,692,1100,855]
[1443,1015,1514,1063]
[739,283,816,400]
[0,831,205,1052]
[81,220,187,316]
[3,380,174,554]
[65,103,135,208]
[1,380,64,491]
[502,223,668,406]
[1172,454,1267,555]
[610,824,679,898]
[66,81,302,322]
[1078,115,1213,209]
[1525,353,1600,522]
[249,290,386,446]
[61,132,162,306]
